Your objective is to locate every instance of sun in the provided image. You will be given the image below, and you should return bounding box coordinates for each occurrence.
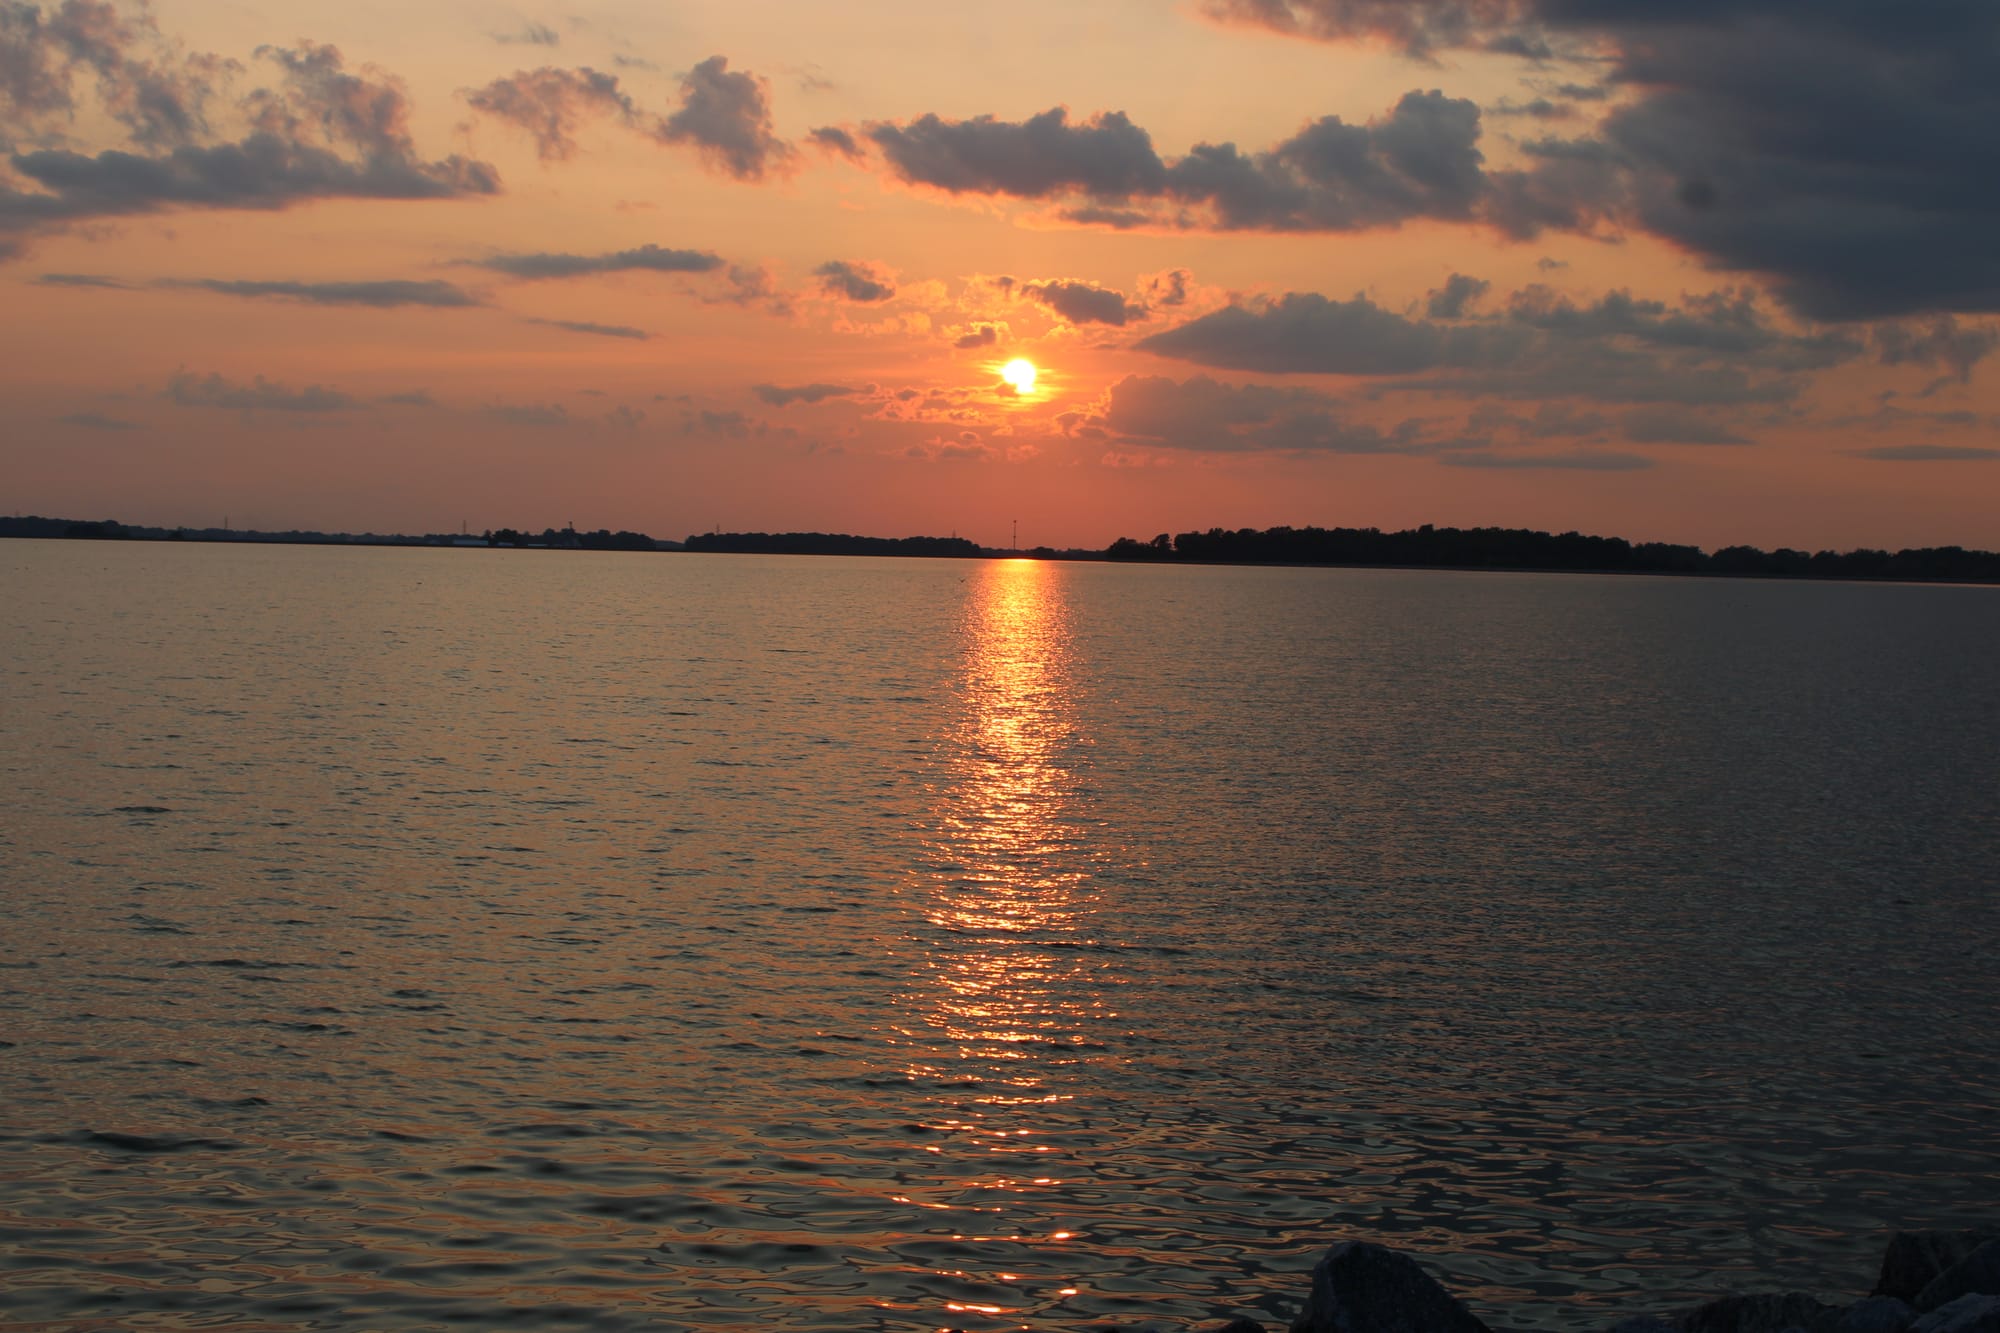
[1000,358,1038,394]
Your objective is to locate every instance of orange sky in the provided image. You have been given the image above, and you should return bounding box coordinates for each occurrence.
[4,0,1997,550]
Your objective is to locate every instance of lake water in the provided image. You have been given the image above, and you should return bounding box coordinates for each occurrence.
[2,540,1996,1332]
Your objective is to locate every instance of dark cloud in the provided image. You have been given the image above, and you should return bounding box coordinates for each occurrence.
[463,66,634,162]
[527,317,648,340]
[1138,291,1521,375]
[867,106,1165,199]
[1197,0,1541,59]
[60,409,135,428]
[807,126,862,160]
[1873,316,1999,385]
[1440,449,1652,471]
[754,382,859,405]
[953,322,1000,349]
[652,55,792,181]
[1098,373,1416,454]
[475,242,724,280]
[815,259,894,303]
[2,36,498,254]
[1020,278,1145,326]
[171,278,478,307]
[1425,272,1488,319]
[1856,444,2000,462]
[682,408,750,436]
[1140,267,1191,307]
[1143,283,1856,408]
[35,270,129,286]
[1200,1,2000,319]
[493,23,560,47]
[1621,407,1751,446]
[1,0,228,150]
[488,402,568,425]
[166,370,354,412]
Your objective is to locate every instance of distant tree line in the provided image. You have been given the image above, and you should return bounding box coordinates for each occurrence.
[1105,524,2000,583]
[0,515,671,550]
[685,531,983,558]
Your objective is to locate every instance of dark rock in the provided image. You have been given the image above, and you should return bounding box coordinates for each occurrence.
[1912,1295,2000,1333]
[1675,1292,1833,1333]
[1809,1295,1916,1332]
[1880,1234,2000,1304]
[1918,1242,2000,1312]
[1287,1241,1492,1333]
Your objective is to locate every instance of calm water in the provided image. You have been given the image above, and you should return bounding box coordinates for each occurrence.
[2,541,1996,1332]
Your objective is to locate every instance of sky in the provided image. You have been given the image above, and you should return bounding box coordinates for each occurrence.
[4,0,1998,551]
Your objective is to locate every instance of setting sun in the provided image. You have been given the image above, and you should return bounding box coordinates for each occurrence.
[1001,358,1038,394]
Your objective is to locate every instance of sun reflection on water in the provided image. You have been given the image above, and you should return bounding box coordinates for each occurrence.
[891,558,1120,1325]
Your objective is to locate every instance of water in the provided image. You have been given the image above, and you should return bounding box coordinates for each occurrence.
[2,540,1996,1331]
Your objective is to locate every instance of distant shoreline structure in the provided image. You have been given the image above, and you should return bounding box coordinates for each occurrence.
[5,515,1998,585]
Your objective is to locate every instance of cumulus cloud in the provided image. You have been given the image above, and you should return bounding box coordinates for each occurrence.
[1019,278,1146,326]
[1873,316,2000,385]
[1201,1,2000,319]
[867,106,1165,199]
[953,322,1001,349]
[171,277,478,306]
[815,259,894,303]
[475,242,723,279]
[166,370,354,412]
[652,55,793,181]
[806,125,862,160]
[463,66,634,162]
[1425,272,1488,319]
[754,382,860,405]
[1,28,499,255]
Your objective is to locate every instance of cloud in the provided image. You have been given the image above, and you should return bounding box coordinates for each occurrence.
[864,92,1519,235]
[754,382,860,406]
[1621,408,1752,446]
[1,35,499,254]
[1201,2,2000,319]
[474,242,724,280]
[493,23,560,47]
[166,370,354,412]
[1138,291,1519,374]
[1440,449,1653,471]
[527,317,648,340]
[1141,282,1860,410]
[1855,444,2000,463]
[488,402,568,425]
[35,270,131,287]
[1020,278,1146,326]
[807,125,863,160]
[1873,316,2000,385]
[1097,373,1416,454]
[463,66,635,162]
[1425,272,1488,319]
[953,322,1001,349]
[1140,267,1191,308]
[815,259,894,303]
[60,410,135,429]
[652,55,793,181]
[682,408,749,436]
[867,106,1166,199]
[171,278,478,307]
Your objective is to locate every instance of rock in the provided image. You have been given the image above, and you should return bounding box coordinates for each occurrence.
[1674,1292,1833,1333]
[1912,1295,2000,1333]
[1880,1234,2000,1304]
[1809,1295,1917,1332]
[1287,1241,1493,1333]
[1918,1242,2000,1312]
